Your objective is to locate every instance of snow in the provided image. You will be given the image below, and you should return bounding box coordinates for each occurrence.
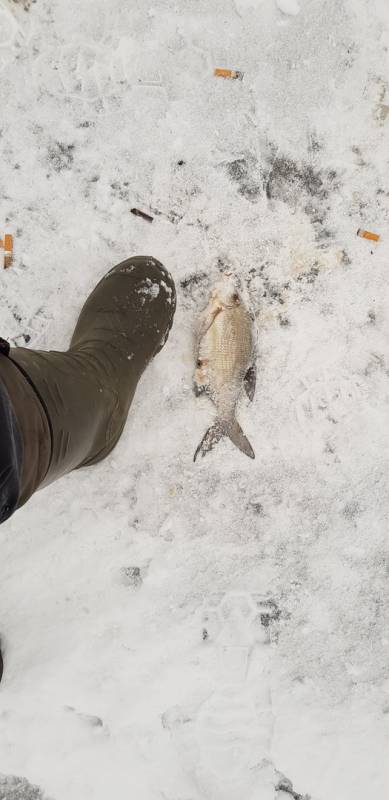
[276,0,300,16]
[1,0,389,798]
[136,279,161,301]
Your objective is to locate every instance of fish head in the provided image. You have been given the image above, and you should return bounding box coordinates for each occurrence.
[210,272,242,309]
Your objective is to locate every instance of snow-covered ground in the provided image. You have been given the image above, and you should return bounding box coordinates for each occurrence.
[1,0,389,797]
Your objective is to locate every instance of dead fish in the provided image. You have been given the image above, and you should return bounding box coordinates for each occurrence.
[193,273,256,461]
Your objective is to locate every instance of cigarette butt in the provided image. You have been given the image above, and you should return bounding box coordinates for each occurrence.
[2,233,13,268]
[357,228,380,242]
[130,208,154,223]
[214,68,244,80]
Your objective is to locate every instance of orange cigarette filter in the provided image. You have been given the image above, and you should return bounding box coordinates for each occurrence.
[214,68,244,80]
[357,228,380,242]
[2,233,13,268]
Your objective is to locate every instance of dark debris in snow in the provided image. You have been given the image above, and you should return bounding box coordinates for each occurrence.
[47,142,75,173]
[0,775,51,800]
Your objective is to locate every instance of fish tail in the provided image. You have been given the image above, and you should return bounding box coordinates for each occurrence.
[193,418,255,461]
[193,422,224,461]
[227,419,255,459]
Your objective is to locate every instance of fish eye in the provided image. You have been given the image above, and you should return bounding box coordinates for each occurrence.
[232,293,240,303]
[197,358,203,367]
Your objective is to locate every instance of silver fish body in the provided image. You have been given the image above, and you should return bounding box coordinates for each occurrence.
[194,275,256,460]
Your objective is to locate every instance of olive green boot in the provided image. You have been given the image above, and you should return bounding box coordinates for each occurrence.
[7,255,176,497]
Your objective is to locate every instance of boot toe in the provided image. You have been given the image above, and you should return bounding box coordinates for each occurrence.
[70,255,176,357]
[111,256,176,356]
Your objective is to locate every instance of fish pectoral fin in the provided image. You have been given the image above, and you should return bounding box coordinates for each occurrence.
[193,422,224,461]
[228,420,255,459]
[197,305,223,342]
[244,364,257,402]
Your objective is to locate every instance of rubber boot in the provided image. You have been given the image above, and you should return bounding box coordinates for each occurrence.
[0,255,176,509]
